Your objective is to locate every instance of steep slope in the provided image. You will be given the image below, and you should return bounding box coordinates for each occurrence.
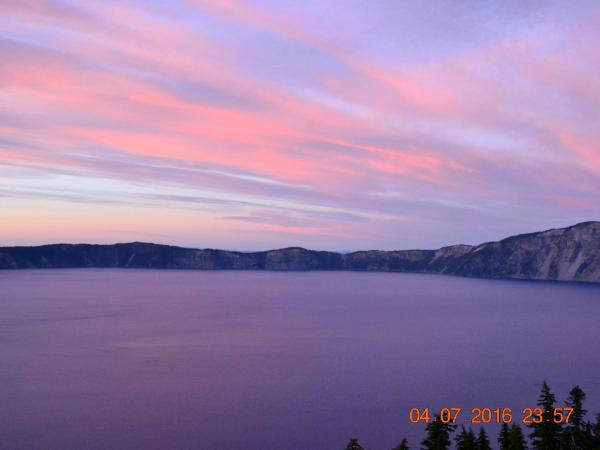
[438,221,600,282]
[1,222,599,283]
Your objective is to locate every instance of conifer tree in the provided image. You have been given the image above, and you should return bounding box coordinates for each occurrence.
[498,423,511,450]
[392,437,410,450]
[590,415,600,450]
[344,438,364,450]
[508,424,528,450]
[561,386,589,450]
[566,386,588,429]
[529,381,562,450]
[455,426,477,450]
[476,427,492,450]
[420,415,455,450]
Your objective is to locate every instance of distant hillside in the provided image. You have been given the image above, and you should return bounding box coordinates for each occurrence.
[1,222,599,283]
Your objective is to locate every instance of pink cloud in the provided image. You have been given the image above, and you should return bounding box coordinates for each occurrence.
[2,0,600,248]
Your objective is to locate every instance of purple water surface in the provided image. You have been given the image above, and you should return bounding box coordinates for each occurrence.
[1,269,599,449]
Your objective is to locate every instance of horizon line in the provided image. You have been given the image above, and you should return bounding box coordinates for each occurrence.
[3,220,598,254]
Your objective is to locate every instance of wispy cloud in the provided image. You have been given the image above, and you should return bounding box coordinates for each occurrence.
[1,0,599,249]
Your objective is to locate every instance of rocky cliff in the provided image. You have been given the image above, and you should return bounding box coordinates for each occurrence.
[1,221,599,283]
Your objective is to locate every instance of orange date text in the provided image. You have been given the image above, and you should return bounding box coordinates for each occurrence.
[408,407,574,425]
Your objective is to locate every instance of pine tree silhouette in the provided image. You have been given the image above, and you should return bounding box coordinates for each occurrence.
[344,438,364,450]
[455,426,477,450]
[566,386,588,429]
[590,414,600,449]
[392,437,410,450]
[508,424,528,450]
[475,427,492,450]
[498,423,511,450]
[420,415,455,450]
[342,383,600,450]
[529,381,562,450]
[561,385,590,450]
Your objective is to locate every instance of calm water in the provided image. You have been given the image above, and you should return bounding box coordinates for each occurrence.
[1,270,599,450]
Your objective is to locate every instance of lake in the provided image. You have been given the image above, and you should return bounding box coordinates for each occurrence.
[1,269,599,449]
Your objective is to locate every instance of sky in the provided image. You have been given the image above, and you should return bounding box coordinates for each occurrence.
[1,0,599,251]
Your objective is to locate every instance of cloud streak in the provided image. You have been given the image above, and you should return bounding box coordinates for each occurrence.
[1,0,599,249]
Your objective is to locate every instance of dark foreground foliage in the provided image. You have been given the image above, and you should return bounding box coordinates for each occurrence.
[342,383,600,450]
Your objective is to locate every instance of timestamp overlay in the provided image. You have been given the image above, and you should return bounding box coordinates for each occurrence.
[408,407,574,425]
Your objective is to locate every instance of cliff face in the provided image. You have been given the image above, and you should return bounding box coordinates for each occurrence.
[1,222,599,283]
[440,221,600,282]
